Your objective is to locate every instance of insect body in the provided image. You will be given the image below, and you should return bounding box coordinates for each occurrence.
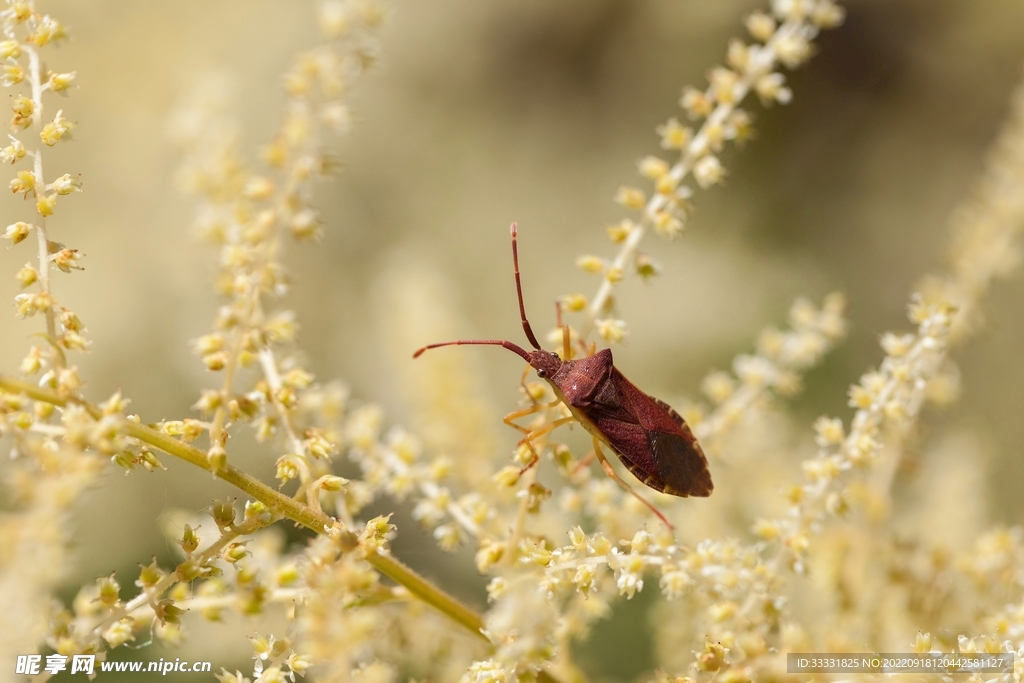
[413,224,712,525]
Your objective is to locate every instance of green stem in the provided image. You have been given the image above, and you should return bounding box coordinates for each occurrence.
[369,551,483,634]
[0,376,485,638]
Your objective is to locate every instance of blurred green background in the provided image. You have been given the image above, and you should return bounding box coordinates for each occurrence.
[2,1,1024,680]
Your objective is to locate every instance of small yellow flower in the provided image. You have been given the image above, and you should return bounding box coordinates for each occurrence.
[709,600,737,622]
[734,354,773,387]
[812,0,845,28]
[8,2,31,24]
[0,39,21,59]
[178,524,200,554]
[360,514,395,554]
[775,33,814,69]
[3,220,30,244]
[2,64,25,86]
[58,308,83,332]
[680,86,713,119]
[847,384,873,409]
[16,263,37,287]
[492,465,520,488]
[275,454,301,483]
[653,170,679,195]
[656,116,691,150]
[575,254,605,274]
[207,445,227,473]
[880,332,914,357]
[243,176,275,200]
[696,640,727,672]
[10,94,33,128]
[321,101,351,131]
[637,155,669,180]
[192,333,225,356]
[813,416,844,446]
[755,73,792,105]
[752,518,781,540]
[652,209,684,239]
[693,155,726,188]
[19,345,43,374]
[1,135,26,163]
[28,15,70,47]
[36,193,57,216]
[102,621,134,649]
[561,293,587,312]
[261,138,288,167]
[10,169,35,195]
[40,110,75,146]
[61,330,90,351]
[614,185,646,210]
[51,173,82,195]
[727,109,755,144]
[304,429,337,459]
[703,121,726,153]
[595,318,628,344]
[745,11,777,42]
[290,209,320,239]
[316,0,352,38]
[702,371,736,405]
[604,219,634,244]
[726,39,750,71]
[47,71,76,93]
[709,67,740,105]
[634,253,659,280]
[572,564,596,595]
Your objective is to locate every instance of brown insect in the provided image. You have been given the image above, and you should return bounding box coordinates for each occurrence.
[413,223,712,527]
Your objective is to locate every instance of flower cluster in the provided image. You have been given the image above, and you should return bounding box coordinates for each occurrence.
[918,79,1024,343]
[1,3,83,383]
[760,297,956,573]
[565,0,845,344]
[344,409,496,550]
[693,293,847,448]
[170,0,385,500]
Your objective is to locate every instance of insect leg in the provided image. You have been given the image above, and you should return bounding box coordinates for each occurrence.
[518,363,540,405]
[502,399,561,435]
[571,450,596,476]
[517,415,575,473]
[591,437,674,530]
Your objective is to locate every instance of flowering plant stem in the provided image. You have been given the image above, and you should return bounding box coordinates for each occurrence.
[0,375,491,647]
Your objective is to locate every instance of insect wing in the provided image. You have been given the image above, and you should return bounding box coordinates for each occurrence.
[588,415,671,494]
[612,371,713,497]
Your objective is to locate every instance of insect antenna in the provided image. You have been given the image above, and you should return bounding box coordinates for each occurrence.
[510,223,542,350]
[413,339,531,361]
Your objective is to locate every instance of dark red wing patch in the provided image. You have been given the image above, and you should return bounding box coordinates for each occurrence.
[603,370,712,497]
[647,430,712,497]
[644,395,712,496]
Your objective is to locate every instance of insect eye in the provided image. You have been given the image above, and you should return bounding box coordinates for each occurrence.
[536,369,547,378]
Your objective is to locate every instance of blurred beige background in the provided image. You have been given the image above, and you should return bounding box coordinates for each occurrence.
[2,0,1024,679]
